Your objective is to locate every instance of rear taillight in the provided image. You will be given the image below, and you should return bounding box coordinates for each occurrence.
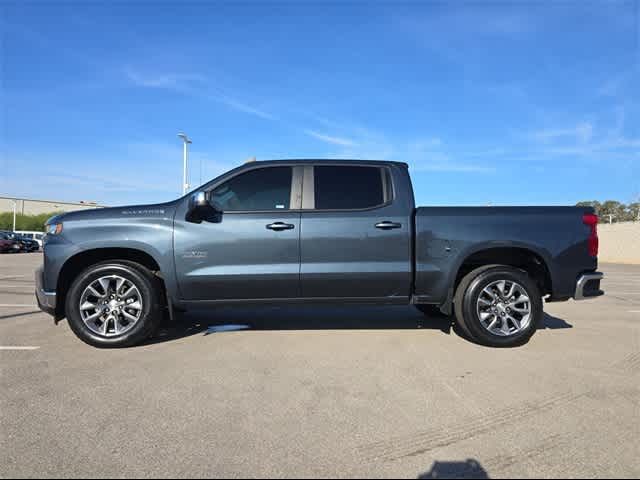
[583,213,598,257]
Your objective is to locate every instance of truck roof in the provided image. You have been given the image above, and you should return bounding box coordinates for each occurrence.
[249,159,409,168]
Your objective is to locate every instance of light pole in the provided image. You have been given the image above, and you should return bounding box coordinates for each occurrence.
[10,199,17,231]
[177,132,192,195]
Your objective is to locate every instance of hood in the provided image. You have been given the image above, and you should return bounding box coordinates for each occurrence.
[46,200,180,225]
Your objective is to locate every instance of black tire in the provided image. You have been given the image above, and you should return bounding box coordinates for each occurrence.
[65,260,163,348]
[415,304,446,317]
[454,265,542,347]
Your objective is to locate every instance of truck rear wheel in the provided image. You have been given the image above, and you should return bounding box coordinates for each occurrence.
[65,261,163,348]
[454,265,542,347]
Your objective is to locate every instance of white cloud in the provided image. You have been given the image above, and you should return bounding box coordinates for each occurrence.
[408,137,443,150]
[211,95,276,121]
[532,122,594,144]
[124,68,205,89]
[316,130,495,173]
[1,142,242,205]
[407,145,496,173]
[521,115,638,163]
[304,130,358,147]
[544,138,640,157]
[124,67,276,121]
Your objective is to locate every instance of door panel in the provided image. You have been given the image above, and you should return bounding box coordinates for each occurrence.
[300,209,411,298]
[300,165,412,299]
[173,164,302,301]
[174,212,301,300]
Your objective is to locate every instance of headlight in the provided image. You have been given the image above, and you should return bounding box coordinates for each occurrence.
[46,223,63,235]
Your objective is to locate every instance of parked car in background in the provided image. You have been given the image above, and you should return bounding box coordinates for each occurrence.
[37,159,604,349]
[0,231,39,252]
[0,232,22,253]
[17,235,40,252]
[15,230,45,248]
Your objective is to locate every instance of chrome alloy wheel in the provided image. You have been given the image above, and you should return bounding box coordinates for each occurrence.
[79,275,143,337]
[476,279,532,336]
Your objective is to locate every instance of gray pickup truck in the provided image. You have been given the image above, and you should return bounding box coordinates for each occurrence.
[36,159,604,348]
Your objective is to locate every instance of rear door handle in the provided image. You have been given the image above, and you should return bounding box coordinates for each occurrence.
[266,222,295,231]
[375,221,402,230]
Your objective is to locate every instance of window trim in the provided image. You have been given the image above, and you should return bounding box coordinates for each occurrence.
[206,164,300,214]
[304,164,396,212]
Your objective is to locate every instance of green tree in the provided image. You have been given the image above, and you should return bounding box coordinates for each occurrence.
[625,202,640,222]
[575,200,640,223]
[0,212,61,231]
[576,200,602,217]
[599,200,625,223]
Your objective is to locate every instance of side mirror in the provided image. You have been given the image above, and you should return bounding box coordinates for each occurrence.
[189,191,209,210]
[187,191,222,223]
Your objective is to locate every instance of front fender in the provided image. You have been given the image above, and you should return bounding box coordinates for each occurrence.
[43,216,178,302]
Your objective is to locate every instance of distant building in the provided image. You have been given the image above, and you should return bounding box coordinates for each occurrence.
[0,196,105,215]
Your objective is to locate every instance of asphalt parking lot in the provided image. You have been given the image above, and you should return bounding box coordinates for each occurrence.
[1,252,638,478]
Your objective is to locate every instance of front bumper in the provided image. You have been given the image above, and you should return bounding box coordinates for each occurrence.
[35,267,56,316]
[574,272,604,300]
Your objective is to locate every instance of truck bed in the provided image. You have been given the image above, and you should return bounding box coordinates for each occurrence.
[413,206,598,304]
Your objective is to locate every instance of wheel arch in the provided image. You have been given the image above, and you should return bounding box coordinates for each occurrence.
[55,247,167,319]
[452,245,553,299]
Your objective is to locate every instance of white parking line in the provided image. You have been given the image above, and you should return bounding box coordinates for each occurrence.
[0,284,34,288]
[0,346,40,350]
[602,272,640,275]
[628,310,640,313]
[0,275,30,280]
[0,304,38,308]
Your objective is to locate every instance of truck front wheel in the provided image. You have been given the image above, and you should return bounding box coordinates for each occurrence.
[65,261,163,348]
[454,265,542,347]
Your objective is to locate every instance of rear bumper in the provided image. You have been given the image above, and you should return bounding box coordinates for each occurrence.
[35,267,56,316]
[574,272,604,300]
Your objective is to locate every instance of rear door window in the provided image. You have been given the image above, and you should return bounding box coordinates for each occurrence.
[313,165,389,210]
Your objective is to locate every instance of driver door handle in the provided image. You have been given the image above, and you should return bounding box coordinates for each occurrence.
[375,221,402,230]
[266,222,295,231]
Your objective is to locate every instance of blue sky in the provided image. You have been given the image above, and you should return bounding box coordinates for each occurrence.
[1,1,638,207]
